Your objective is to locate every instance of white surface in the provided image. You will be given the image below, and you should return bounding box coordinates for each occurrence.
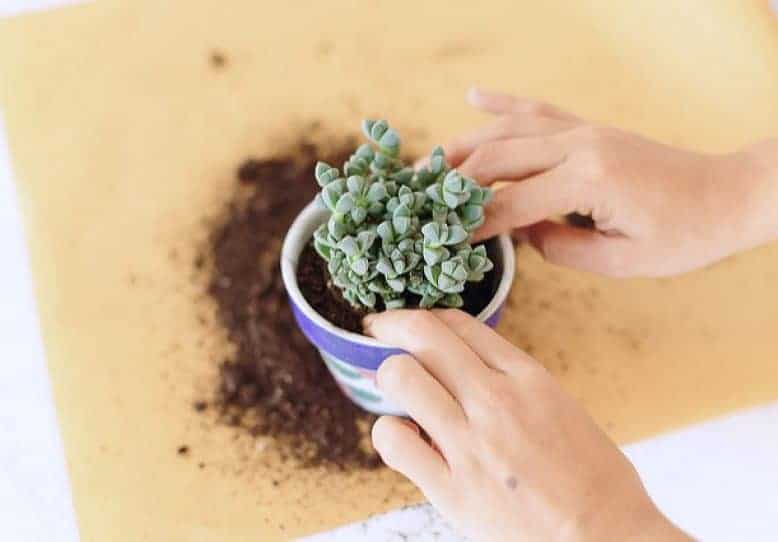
[303,405,778,542]
[0,0,84,17]
[0,118,79,541]
[1,2,777,541]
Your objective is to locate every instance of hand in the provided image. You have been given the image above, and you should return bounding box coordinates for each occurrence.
[365,309,690,542]
[435,89,778,277]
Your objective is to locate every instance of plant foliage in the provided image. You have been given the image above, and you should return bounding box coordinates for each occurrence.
[312,120,494,310]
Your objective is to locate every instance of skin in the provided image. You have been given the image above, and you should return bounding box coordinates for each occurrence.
[367,89,778,541]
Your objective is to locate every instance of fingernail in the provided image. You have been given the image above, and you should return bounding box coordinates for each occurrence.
[466,86,481,102]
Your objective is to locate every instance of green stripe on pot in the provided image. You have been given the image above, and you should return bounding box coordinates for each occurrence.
[320,351,362,380]
[346,385,382,403]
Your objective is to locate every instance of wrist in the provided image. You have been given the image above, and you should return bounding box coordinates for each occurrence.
[730,141,778,249]
[566,493,691,542]
[626,504,692,542]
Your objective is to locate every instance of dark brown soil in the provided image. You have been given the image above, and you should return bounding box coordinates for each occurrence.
[203,138,380,470]
[297,239,502,333]
[296,242,368,333]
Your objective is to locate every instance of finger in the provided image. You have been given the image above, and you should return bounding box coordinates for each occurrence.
[372,415,450,497]
[375,354,466,449]
[442,115,575,167]
[457,134,574,186]
[467,87,579,121]
[431,309,538,376]
[525,220,636,277]
[471,167,583,242]
[364,310,492,402]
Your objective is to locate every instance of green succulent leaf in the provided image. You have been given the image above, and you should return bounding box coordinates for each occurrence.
[378,128,400,157]
[356,230,377,252]
[422,245,450,266]
[390,167,414,185]
[338,236,359,258]
[366,182,387,203]
[314,241,331,260]
[350,205,367,224]
[335,193,355,214]
[384,297,406,310]
[327,215,349,240]
[429,146,446,175]
[315,161,340,187]
[440,293,464,308]
[392,203,412,235]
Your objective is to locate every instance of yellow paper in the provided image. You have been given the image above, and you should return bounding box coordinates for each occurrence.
[1,1,777,540]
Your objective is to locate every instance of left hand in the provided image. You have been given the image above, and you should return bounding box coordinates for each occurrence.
[365,309,689,542]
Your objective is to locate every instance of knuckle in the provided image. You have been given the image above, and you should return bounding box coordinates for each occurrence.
[514,100,545,115]
[405,309,438,330]
[572,123,603,143]
[575,147,609,178]
[497,113,518,129]
[472,140,503,163]
[437,308,470,326]
[467,379,519,419]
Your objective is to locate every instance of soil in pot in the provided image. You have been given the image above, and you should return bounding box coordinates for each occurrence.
[297,237,503,334]
[201,135,382,470]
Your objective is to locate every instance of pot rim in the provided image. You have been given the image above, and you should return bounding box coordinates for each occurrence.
[281,200,516,349]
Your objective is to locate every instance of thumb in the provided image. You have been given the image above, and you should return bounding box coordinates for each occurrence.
[524,221,634,277]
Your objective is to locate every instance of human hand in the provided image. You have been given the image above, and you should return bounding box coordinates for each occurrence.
[366,309,690,542]
[433,89,778,277]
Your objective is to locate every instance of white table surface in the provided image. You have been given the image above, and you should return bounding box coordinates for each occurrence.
[2,3,777,541]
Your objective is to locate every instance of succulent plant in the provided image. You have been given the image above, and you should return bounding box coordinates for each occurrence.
[312,120,494,311]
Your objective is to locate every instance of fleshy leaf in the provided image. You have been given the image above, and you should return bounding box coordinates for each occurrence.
[351,206,367,224]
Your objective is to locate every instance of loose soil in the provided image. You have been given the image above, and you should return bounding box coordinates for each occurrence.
[203,138,380,470]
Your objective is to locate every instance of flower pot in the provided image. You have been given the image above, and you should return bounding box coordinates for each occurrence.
[281,201,516,415]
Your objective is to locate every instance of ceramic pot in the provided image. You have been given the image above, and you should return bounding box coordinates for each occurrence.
[281,201,515,415]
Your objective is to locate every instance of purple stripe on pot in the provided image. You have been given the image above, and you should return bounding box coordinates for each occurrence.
[290,300,402,370]
[290,296,506,371]
[484,304,504,328]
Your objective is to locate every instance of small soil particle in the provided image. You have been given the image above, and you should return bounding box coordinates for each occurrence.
[210,50,227,68]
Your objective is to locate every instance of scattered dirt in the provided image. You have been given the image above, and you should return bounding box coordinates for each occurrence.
[210,50,227,69]
[201,138,380,470]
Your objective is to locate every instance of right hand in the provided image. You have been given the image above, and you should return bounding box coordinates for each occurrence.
[437,89,778,277]
[366,309,690,542]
